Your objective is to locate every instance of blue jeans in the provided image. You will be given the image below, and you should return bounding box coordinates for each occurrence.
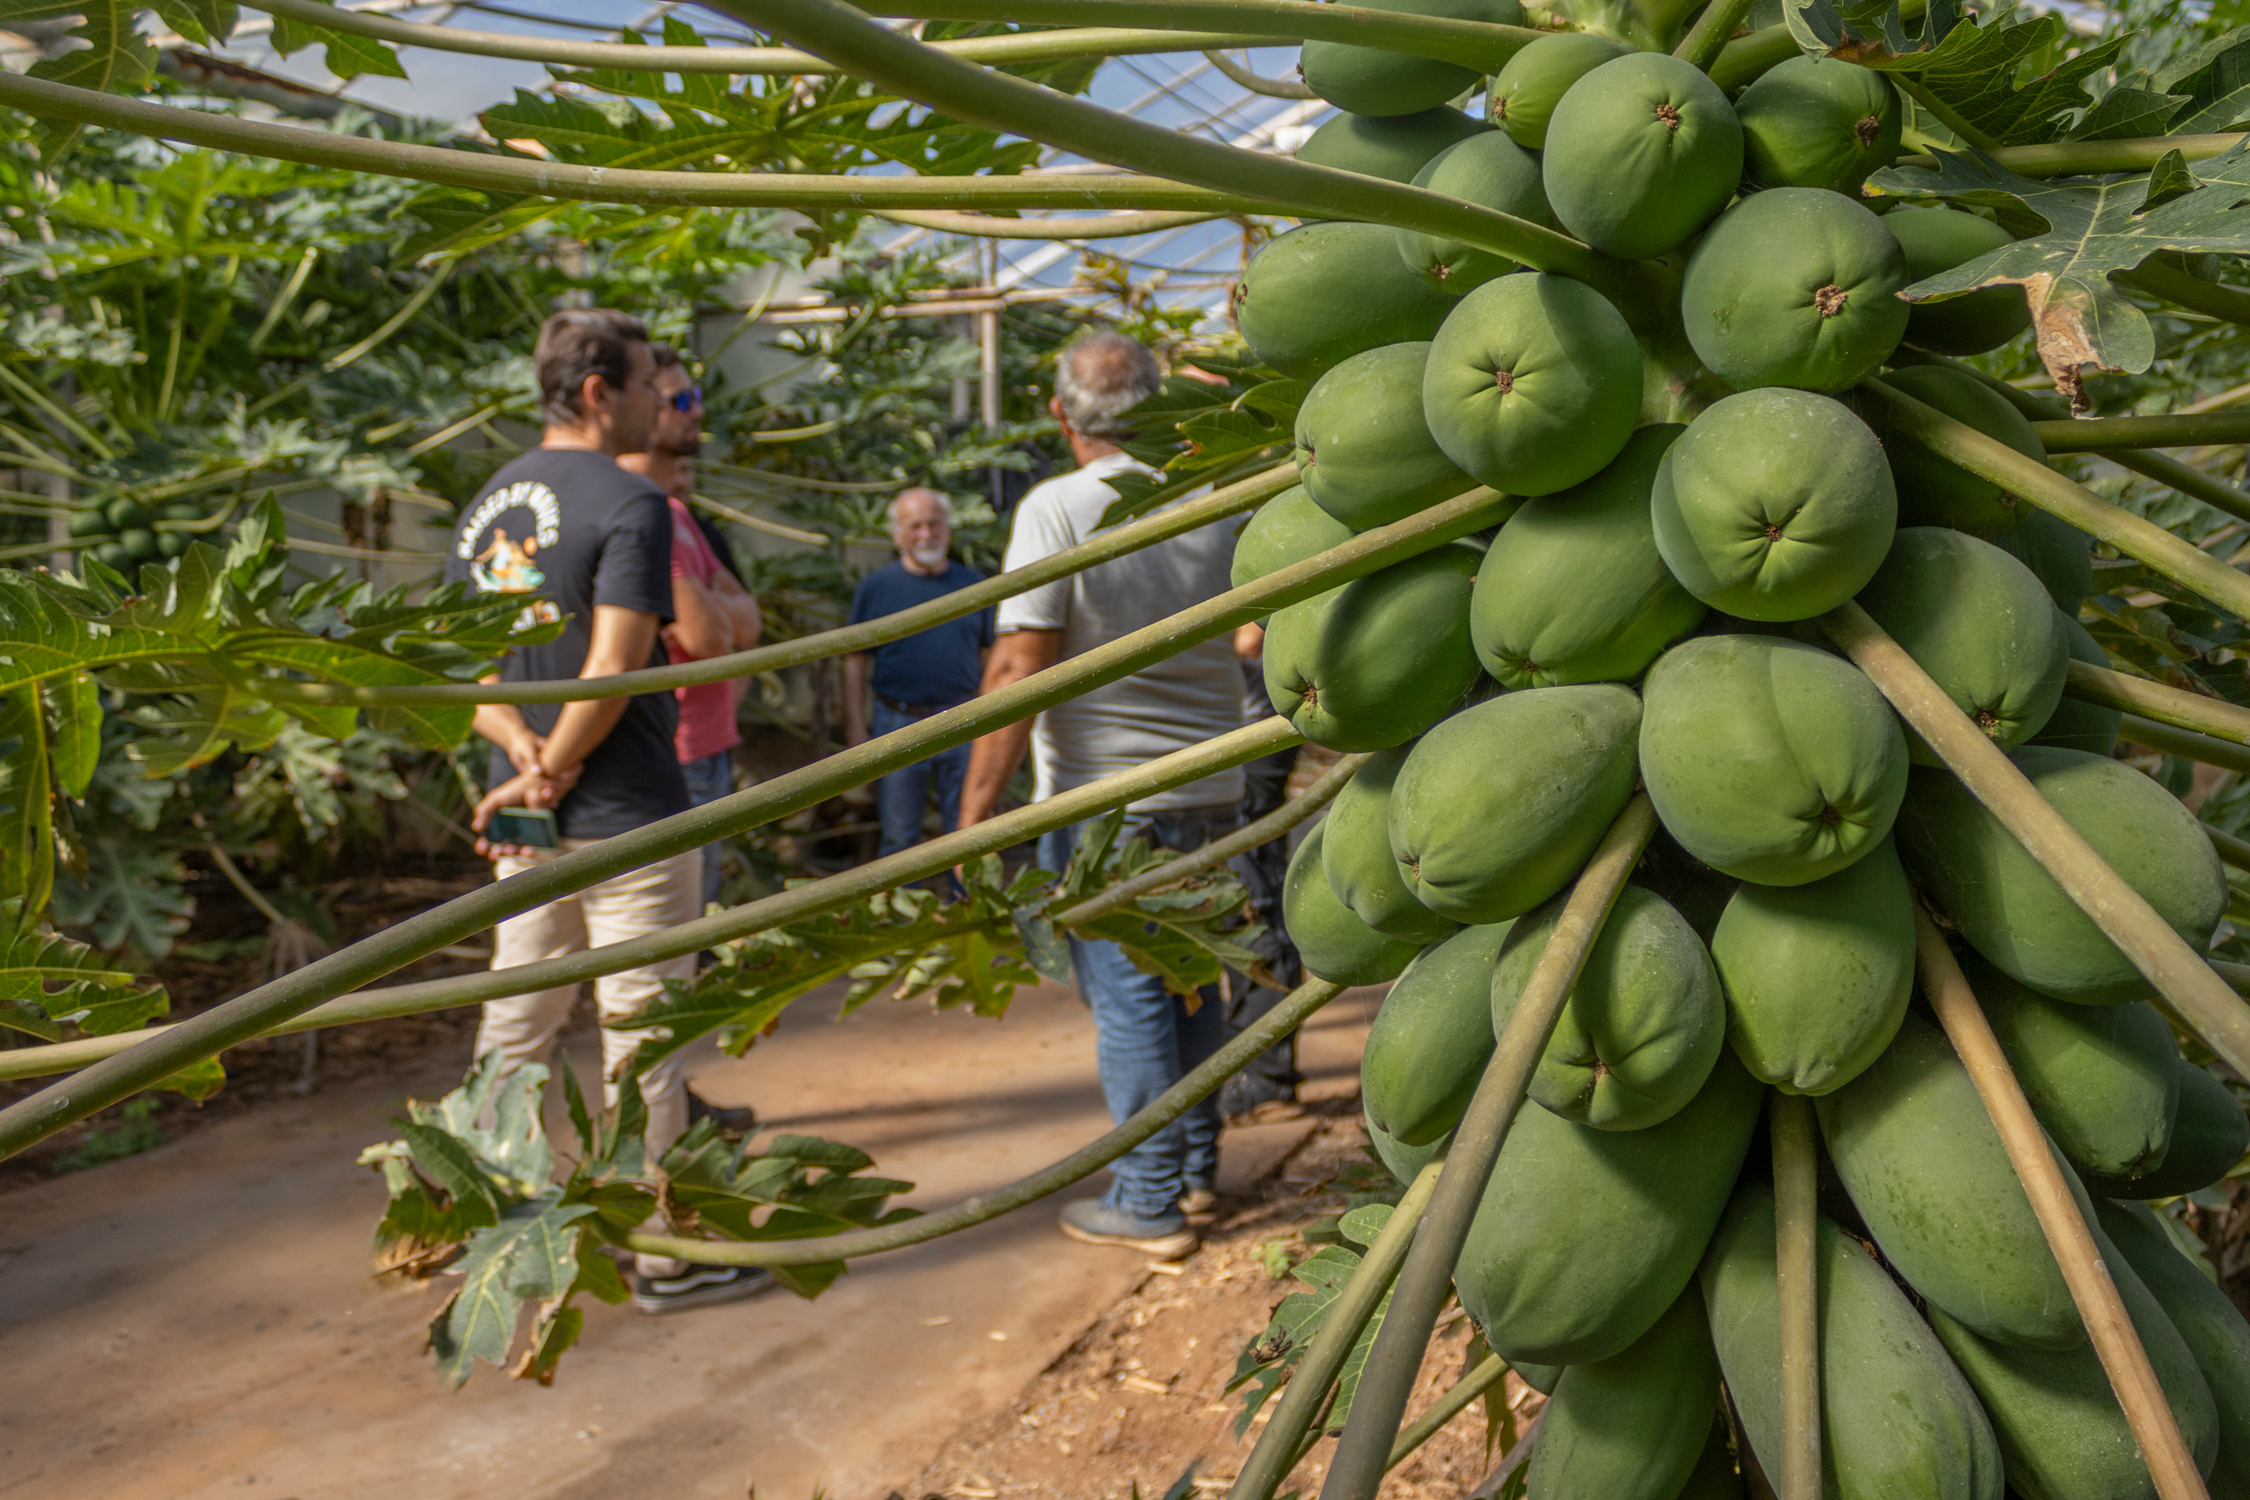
[1039,805,1240,1221]
[872,699,971,858]
[681,749,733,912]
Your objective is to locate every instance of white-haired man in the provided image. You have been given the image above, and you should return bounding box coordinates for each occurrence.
[843,487,995,856]
[958,328,1242,1260]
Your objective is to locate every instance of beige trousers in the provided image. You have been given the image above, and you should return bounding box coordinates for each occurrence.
[475,840,701,1277]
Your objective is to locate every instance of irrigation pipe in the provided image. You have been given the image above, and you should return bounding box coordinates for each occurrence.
[0,485,1507,1157]
[1384,1355,1509,1472]
[1319,795,1659,1499]
[1858,378,2250,622]
[606,976,1345,1266]
[1913,905,2209,1500]
[0,726,1345,1083]
[2064,661,2250,747]
[1819,600,2250,1084]
[1229,1157,1447,1500]
[1771,1093,1821,1500]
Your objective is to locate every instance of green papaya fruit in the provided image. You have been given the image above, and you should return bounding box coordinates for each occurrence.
[1711,835,1914,1095]
[1512,1358,1565,1397]
[1887,206,2030,356]
[1263,543,1483,750]
[1652,389,1896,621]
[1300,0,1523,116]
[1470,424,1707,691]
[1527,1285,1722,1500]
[2092,1060,2250,1199]
[1296,105,1493,190]
[2095,1196,2250,1497]
[119,528,159,561]
[1234,221,1457,381]
[1398,131,1557,293]
[1364,919,1511,1145]
[1929,1239,2219,1497]
[1490,31,1630,148]
[92,542,134,571]
[1896,747,2228,1006]
[1323,746,1461,944]
[64,507,109,539]
[1541,53,1744,260]
[1456,1048,1764,1365]
[2031,614,2121,756]
[1996,509,2096,612]
[1735,56,1902,196]
[155,531,189,559]
[1858,528,2069,763]
[1231,485,1357,595]
[1286,823,1422,985]
[1674,1418,1747,1499]
[1681,188,1911,392]
[1819,1011,2085,1349]
[105,496,150,531]
[1391,684,1642,924]
[1971,954,2180,1182]
[1494,885,1725,1131]
[1640,634,1909,886]
[1294,342,1474,528]
[1365,1110,1447,1188]
[1422,271,1644,497]
[159,500,201,523]
[1702,1181,2007,1500]
[1875,365,2045,536]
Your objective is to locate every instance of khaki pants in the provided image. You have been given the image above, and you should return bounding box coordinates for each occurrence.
[475,840,700,1277]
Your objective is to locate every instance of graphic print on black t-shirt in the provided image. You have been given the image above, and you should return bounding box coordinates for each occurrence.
[445,448,691,840]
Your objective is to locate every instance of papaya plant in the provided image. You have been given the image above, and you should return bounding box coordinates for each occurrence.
[17,1,2250,1497]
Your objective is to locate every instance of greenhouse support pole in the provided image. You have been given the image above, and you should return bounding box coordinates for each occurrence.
[1771,1093,1822,1500]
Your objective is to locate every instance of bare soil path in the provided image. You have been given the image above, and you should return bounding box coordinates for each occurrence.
[0,979,1386,1500]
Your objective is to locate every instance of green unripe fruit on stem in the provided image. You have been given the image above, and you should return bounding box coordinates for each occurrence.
[1874,365,2044,536]
[1397,132,1556,294]
[1230,485,1355,597]
[1323,746,1459,943]
[1526,1286,1721,1500]
[1295,105,1492,191]
[1489,30,1629,149]
[118,528,159,561]
[1542,53,1742,259]
[1856,527,2068,762]
[1735,56,1902,195]
[1652,388,1896,620]
[2088,1060,2250,1199]
[1996,508,2096,612]
[1471,424,1705,691]
[1234,222,1455,381]
[1293,342,1473,528]
[2030,612,2121,757]
[1710,834,1914,1095]
[92,542,133,571]
[1887,206,2030,356]
[1456,1049,1763,1366]
[1423,272,1642,497]
[1284,822,1420,985]
[1364,1110,1447,1188]
[1703,1182,2007,1500]
[1896,747,2228,1006]
[1300,0,1523,117]
[1263,542,1483,750]
[1971,953,2179,1182]
[1819,1010,2088,1350]
[160,500,201,523]
[65,508,109,539]
[1361,919,1508,1145]
[106,497,151,531]
[1681,188,1910,391]
[1494,884,1724,1132]
[1390,683,1641,925]
[2096,1197,2250,1497]
[1640,633,1909,886]
[155,531,189,560]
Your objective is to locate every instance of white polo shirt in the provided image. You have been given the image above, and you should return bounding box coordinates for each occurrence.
[996,452,1245,812]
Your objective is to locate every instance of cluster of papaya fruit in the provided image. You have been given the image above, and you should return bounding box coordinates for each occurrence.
[65,495,197,570]
[1228,14,2250,1499]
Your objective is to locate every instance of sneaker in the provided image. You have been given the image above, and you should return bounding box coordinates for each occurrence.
[630,1263,776,1315]
[686,1089,758,1137]
[1179,1178,1218,1216]
[1059,1198,1199,1260]
[1219,1074,1304,1126]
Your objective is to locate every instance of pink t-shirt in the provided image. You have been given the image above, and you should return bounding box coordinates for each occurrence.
[667,495,742,764]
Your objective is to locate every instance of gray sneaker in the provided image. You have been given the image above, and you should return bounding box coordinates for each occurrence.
[1059,1197,1198,1259]
[630,1263,775,1315]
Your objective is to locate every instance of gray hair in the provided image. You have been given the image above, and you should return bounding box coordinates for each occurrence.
[890,487,953,526]
[1054,329,1160,439]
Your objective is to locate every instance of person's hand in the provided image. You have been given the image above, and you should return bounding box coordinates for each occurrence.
[470,764,580,859]
[501,728,546,776]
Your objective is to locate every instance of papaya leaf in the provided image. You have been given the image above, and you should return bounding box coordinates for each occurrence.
[0,0,153,155]
[0,687,52,922]
[42,671,100,800]
[2157,27,2250,136]
[266,0,406,80]
[1226,1221,1392,1438]
[148,0,236,47]
[426,1192,595,1388]
[0,902,163,1039]
[51,835,191,960]
[1867,142,2250,404]
[152,1053,225,1102]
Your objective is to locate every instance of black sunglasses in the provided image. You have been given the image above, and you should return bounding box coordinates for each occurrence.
[668,384,704,413]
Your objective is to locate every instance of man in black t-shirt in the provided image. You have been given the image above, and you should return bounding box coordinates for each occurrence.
[447,309,768,1316]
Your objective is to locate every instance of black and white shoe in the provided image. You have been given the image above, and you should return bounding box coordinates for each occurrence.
[630,1263,775,1316]
[686,1089,758,1137]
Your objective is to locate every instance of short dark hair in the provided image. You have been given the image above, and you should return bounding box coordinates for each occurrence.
[534,309,650,425]
[649,342,683,371]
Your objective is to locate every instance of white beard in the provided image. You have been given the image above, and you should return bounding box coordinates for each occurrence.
[906,542,949,569]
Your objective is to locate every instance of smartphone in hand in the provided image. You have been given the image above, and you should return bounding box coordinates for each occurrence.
[486,807,561,850]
